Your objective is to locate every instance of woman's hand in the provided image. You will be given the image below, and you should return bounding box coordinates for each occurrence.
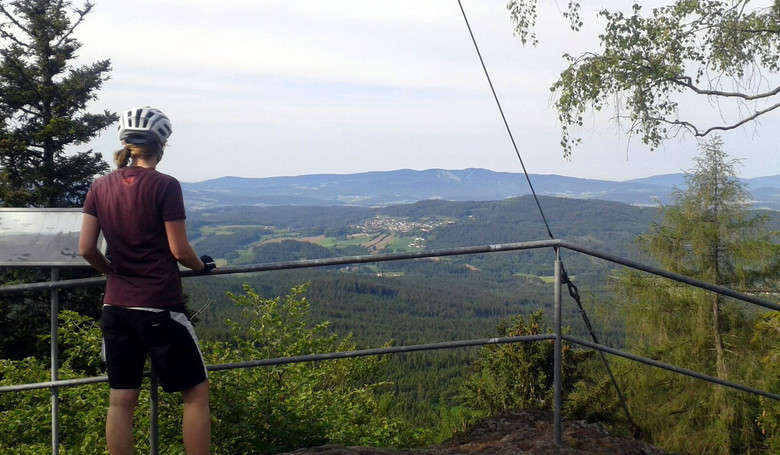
[199,255,217,273]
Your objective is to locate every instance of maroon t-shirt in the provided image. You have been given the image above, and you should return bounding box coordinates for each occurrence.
[83,166,186,308]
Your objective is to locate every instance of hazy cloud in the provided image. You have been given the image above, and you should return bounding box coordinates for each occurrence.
[70,0,778,182]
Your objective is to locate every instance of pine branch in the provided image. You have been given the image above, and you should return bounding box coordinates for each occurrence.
[0,24,30,48]
[53,2,93,49]
[0,4,32,37]
[0,50,38,92]
[17,106,40,118]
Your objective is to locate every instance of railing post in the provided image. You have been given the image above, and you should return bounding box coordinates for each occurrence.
[150,368,159,455]
[553,249,562,446]
[50,267,60,455]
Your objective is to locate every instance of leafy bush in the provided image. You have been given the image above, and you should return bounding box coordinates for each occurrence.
[0,285,421,454]
[0,311,108,454]
[460,311,591,414]
[204,284,417,453]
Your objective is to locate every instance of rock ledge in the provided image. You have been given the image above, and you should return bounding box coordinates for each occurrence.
[281,410,668,454]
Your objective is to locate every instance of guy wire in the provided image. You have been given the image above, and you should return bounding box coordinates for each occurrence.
[455,0,637,432]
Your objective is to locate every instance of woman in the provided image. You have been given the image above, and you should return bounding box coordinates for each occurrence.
[79,106,214,455]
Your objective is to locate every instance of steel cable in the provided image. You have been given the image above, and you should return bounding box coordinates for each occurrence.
[455,0,638,431]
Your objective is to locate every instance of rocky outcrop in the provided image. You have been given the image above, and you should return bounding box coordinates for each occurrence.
[280,410,668,455]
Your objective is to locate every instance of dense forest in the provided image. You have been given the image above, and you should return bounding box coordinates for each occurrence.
[180,196,655,423]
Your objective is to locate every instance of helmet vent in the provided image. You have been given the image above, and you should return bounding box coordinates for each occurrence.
[134,110,142,129]
[143,111,155,127]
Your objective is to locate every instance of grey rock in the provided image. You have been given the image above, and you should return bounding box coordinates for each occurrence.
[278,410,669,455]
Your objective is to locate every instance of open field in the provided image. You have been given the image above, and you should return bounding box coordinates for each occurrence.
[309,236,368,248]
[200,224,274,235]
[387,235,421,252]
[366,233,395,252]
[259,234,327,245]
[241,230,413,254]
[512,273,575,284]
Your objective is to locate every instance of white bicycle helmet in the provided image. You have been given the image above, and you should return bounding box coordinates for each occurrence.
[118,106,172,145]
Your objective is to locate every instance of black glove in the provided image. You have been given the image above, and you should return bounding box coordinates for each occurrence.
[199,255,216,273]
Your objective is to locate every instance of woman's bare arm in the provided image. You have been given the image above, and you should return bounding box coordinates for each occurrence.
[78,214,112,274]
[164,220,205,272]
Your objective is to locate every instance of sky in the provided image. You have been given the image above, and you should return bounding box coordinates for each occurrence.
[70,0,780,183]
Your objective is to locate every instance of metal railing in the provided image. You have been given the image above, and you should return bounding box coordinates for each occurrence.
[0,239,777,454]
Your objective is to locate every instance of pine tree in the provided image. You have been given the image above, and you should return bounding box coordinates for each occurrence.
[0,1,115,358]
[611,137,780,453]
[0,0,116,207]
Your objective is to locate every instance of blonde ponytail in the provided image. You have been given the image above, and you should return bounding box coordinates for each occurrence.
[114,143,164,168]
[114,145,132,168]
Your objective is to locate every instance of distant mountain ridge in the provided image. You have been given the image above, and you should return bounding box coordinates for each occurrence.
[181,168,780,210]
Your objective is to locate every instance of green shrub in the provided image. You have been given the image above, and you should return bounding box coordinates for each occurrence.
[0,286,420,454]
[460,311,591,414]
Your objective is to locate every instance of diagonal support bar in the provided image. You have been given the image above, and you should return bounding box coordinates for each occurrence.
[560,242,779,311]
[563,335,780,401]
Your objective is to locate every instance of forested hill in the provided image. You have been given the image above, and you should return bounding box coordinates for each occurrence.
[189,196,662,255]
[187,196,653,288]
[189,195,780,271]
[181,168,780,210]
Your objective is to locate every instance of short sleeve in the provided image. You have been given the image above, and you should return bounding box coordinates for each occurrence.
[161,178,186,221]
[83,183,98,216]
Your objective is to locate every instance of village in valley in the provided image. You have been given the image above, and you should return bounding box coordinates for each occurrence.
[350,215,455,250]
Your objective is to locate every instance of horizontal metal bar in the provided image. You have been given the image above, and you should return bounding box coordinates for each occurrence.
[208,239,560,275]
[0,375,108,393]
[563,335,780,401]
[0,334,556,393]
[0,262,95,268]
[0,208,82,212]
[559,241,779,312]
[208,334,556,372]
[0,275,106,293]
[0,239,561,294]
[4,334,776,405]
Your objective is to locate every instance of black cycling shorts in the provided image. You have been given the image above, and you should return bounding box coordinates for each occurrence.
[101,305,208,393]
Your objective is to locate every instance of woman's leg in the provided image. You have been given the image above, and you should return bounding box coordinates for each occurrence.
[181,380,210,455]
[106,388,140,455]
